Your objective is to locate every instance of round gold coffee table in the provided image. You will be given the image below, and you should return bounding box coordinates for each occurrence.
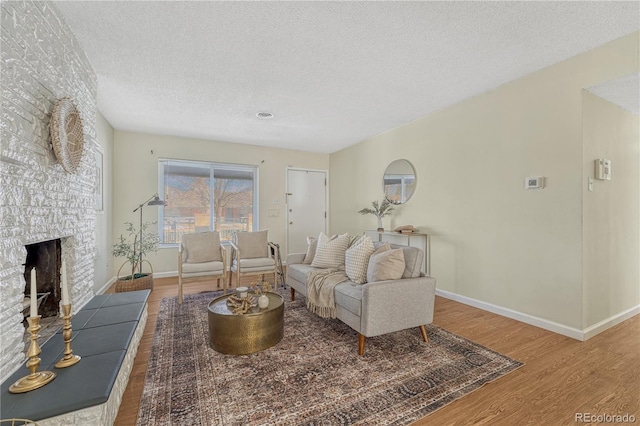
[207,292,284,355]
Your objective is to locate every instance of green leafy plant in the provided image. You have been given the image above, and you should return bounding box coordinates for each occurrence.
[359,199,394,230]
[358,199,394,218]
[112,222,159,278]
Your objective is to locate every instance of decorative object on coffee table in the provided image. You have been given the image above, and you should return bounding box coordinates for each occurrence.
[251,280,273,309]
[358,198,394,232]
[225,294,255,314]
[50,97,85,173]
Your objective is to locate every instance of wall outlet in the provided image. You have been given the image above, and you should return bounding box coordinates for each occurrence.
[588,177,594,192]
[272,198,280,205]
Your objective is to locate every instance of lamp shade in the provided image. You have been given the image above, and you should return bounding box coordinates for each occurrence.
[147,195,166,206]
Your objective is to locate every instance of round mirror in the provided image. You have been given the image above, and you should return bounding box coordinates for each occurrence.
[383,159,416,204]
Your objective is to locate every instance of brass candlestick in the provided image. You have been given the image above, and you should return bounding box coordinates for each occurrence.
[55,304,81,368]
[9,315,56,393]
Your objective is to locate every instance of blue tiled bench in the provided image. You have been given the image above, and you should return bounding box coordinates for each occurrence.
[0,290,150,424]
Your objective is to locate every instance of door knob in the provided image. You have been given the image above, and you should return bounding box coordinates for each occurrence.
[289,221,293,225]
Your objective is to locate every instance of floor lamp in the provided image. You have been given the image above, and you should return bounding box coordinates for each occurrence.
[133,193,166,275]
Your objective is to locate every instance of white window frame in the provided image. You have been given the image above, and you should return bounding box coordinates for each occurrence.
[157,158,259,247]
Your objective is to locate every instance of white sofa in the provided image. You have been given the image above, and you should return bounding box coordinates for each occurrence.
[286,243,436,355]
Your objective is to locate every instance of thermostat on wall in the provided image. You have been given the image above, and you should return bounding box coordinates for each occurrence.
[595,159,611,180]
[525,176,545,189]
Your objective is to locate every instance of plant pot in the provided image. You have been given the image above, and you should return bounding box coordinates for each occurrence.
[115,260,154,292]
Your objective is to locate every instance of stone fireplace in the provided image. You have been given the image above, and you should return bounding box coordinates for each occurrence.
[23,239,62,319]
[1,0,99,383]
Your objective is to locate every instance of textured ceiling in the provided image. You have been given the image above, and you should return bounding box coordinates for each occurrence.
[53,1,640,154]
[587,73,640,115]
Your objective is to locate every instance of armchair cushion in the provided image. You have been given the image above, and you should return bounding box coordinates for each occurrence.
[182,260,224,274]
[182,232,222,263]
[366,248,405,283]
[235,230,269,259]
[233,257,275,269]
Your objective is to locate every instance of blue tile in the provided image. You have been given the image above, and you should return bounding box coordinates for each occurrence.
[2,350,126,421]
[101,290,150,307]
[84,303,145,329]
[81,295,109,310]
[68,322,137,357]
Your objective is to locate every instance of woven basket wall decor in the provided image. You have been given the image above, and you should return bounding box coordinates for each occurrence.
[50,97,85,173]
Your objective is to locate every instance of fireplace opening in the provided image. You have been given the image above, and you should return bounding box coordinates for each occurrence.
[23,239,61,319]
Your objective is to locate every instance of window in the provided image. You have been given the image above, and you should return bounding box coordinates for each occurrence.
[158,159,258,245]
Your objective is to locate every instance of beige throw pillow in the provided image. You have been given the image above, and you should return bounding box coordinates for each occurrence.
[372,242,391,256]
[311,232,350,269]
[303,236,318,264]
[183,232,222,263]
[235,230,268,259]
[345,236,376,284]
[366,248,405,283]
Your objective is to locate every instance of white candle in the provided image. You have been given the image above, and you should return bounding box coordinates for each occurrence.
[61,260,69,306]
[30,268,37,317]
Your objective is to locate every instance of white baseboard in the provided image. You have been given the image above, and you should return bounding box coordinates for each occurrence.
[96,277,117,295]
[583,304,640,340]
[153,271,178,278]
[436,289,586,340]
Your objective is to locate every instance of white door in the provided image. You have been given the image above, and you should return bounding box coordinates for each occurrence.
[286,169,327,255]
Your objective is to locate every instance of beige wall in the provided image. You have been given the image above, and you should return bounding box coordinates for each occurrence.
[95,111,115,292]
[582,92,640,329]
[113,131,329,276]
[329,32,639,331]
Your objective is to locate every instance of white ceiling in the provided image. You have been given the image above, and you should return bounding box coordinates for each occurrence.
[587,73,640,116]
[53,1,640,154]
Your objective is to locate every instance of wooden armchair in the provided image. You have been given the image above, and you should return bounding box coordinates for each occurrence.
[178,231,227,304]
[229,230,278,288]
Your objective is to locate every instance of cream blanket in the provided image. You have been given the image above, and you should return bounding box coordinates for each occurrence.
[305,268,349,319]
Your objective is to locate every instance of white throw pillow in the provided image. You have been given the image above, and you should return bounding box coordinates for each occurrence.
[366,248,405,283]
[311,232,350,269]
[303,236,318,264]
[345,236,376,284]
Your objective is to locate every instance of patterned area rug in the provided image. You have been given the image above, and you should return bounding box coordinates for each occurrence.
[137,291,523,425]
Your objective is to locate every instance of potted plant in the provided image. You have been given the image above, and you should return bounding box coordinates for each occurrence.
[358,199,394,232]
[112,221,159,292]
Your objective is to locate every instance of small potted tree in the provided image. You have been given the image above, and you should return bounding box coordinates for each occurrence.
[358,199,394,232]
[112,222,159,292]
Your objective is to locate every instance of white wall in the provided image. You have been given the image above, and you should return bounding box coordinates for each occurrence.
[582,91,640,330]
[95,111,114,293]
[329,32,639,334]
[112,131,329,277]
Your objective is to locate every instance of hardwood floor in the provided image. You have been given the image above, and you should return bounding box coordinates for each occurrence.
[111,277,639,425]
